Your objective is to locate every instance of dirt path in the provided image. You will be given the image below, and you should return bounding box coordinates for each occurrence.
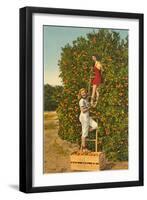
[44,111,79,173]
[44,111,128,173]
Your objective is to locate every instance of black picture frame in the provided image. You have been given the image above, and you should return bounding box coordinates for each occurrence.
[19,6,144,193]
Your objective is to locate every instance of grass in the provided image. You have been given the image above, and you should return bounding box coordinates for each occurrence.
[44,111,58,120]
[53,141,69,156]
[44,111,59,130]
[44,122,57,130]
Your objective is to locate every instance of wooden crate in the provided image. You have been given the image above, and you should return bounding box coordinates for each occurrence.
[70,151,106,171]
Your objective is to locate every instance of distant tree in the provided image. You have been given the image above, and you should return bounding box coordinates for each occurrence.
[44,84,63,111]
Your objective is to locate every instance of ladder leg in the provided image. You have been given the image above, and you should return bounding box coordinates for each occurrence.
[95,129,98,152]
[95,119,98,152]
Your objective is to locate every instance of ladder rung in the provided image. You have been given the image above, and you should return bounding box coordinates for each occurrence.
[86,139,96,141]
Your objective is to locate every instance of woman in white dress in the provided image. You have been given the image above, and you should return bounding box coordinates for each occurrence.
[78,88,98,151]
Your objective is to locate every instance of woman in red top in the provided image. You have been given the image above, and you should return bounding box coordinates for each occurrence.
[91,54,103,106]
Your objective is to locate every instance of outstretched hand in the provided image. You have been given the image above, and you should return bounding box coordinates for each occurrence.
[101,67,104,72]
[88,105,91,110]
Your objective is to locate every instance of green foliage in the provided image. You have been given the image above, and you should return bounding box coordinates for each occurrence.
[44,84,63,111]
[57,29,128,161]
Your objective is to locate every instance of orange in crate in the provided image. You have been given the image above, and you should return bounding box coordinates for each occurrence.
[70,151,106,171]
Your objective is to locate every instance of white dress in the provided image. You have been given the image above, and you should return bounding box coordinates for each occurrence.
[79,97,98,137]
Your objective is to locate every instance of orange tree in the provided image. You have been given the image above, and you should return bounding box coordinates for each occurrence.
[56,29,128,161]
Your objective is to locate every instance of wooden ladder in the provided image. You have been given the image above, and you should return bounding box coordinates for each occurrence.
[86,119,98,152]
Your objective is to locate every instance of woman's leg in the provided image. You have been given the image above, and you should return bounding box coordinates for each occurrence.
[81,135,86,148]
[96,86,99,101]
[89,117,98,132]
[92,86,100,107]
[80,119,90,151]
[91,84,97,105]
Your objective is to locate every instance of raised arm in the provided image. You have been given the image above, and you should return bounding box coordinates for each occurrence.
[95,61,103,70]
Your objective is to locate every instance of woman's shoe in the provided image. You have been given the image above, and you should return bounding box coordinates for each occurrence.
[80,144,91,152]
[88,127,94,132]
[83,148,91,153]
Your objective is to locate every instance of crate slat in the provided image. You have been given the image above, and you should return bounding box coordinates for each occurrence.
[71,163,100,171]
[70,155,99,163]
[70,151,106,171]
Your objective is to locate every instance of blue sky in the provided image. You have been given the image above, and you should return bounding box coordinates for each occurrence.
[44,26,128,86]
